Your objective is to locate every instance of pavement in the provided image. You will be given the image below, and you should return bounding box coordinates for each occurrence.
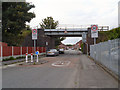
[2,53,46,66]
[2,50,119,88]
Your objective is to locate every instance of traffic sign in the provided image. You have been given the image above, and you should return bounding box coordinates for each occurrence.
[91,25,98,38]
[32,29,37,40]
[91,25,98,31]
[64,29,67,34]
[35,51,39,55]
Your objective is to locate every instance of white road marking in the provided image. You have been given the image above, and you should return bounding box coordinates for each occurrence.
[52,61,71,67]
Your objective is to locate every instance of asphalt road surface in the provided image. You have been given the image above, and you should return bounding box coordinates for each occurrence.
[2,50,118,88]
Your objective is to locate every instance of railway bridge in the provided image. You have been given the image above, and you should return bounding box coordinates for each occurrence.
[44,26,109,53]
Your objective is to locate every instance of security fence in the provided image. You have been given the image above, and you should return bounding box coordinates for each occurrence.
[90,38,120,76]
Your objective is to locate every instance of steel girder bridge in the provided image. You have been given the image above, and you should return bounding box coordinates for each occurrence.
[44,26,109,37]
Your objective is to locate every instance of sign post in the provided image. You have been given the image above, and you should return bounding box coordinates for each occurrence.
[91,25,98,44]
[32,29,37,53]
[35,51,39,62]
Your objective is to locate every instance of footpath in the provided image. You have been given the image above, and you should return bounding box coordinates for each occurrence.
[76,54,119,88]
[0,53,46,68]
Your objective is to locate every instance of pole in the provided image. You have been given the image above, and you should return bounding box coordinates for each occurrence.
[34,40,36,53]
[36,55,38,62]
[94,38,96,45]
[1,45,2,62]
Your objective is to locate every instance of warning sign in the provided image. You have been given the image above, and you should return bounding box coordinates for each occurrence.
[32,29,37,40]
[91,25,98,38]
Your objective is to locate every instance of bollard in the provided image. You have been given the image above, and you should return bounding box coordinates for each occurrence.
[36,55,38,62]
[26,53,28,63]
[31,53,33,62]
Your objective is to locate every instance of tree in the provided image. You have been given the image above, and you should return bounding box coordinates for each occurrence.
[40,17,65,47]
[40,17,58,29]
[2,2,35,46]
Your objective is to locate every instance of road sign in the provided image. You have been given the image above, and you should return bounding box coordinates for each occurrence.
[64,29,67,34]
[32,29,37,40]
[91,25,98,38]
[35,51,39,55]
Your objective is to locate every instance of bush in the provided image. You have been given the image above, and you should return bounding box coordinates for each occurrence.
[9,57,16,60]
[3,56,16,61]
[81,43,83,52]
[97,27,120,43]
[16,56,25,59]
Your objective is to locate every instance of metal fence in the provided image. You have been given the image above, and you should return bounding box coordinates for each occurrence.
[90,38,120,76]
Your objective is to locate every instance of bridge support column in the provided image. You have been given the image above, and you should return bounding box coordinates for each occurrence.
[83,43,86,54]
[50,37,55,49]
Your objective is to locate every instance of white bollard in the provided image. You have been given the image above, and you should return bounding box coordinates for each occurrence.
[36,55,38,62]
[26,53,28,63]
[31,53,33,62]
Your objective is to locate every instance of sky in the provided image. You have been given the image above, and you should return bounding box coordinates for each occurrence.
[26,0,120,45]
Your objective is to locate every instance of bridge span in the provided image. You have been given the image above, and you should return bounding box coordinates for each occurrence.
[44,28,88,37]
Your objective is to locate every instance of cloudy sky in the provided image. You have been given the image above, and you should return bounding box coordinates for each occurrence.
[26,0,119,45]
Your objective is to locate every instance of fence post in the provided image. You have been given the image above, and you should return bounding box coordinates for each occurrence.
[21,46,22,57]
[12,46,14,57]
[1,45,2,62]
